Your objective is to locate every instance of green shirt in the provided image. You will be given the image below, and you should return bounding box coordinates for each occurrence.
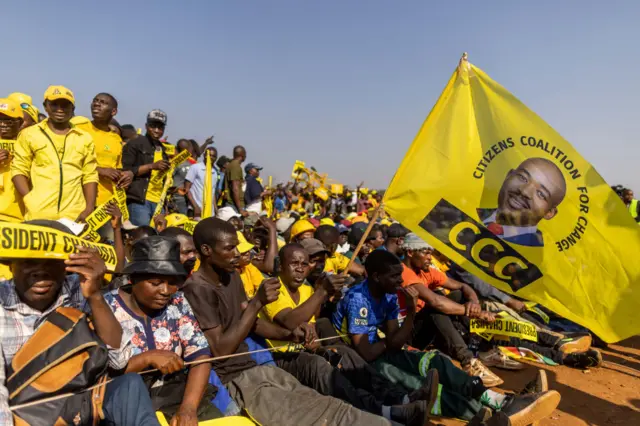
[224,159,245,208]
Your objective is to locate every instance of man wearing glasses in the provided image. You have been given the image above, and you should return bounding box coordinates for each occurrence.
[0,97,24,224]
[122,109,171,226]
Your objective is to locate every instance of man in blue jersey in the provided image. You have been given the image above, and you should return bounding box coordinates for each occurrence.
[332,250,561,425]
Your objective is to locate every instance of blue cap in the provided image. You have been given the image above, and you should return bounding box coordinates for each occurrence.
[244,162,263,173]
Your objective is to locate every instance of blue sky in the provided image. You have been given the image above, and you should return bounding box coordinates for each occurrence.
[2,1,638,190]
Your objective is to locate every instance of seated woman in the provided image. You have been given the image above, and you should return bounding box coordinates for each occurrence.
[105,235,221,425]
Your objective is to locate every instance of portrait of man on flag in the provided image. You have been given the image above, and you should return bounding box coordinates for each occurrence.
[478,157,567,247]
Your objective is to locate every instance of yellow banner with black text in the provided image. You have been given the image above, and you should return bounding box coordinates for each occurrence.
[80,186,129,240]
[384,57,640,342]
[0,222,117,271]
[470,316,538,342]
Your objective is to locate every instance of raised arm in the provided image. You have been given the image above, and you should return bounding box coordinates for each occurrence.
[67,247,122,348]
[251,217,278,274]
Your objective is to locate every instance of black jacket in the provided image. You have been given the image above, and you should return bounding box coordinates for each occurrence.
[122,134,168,204]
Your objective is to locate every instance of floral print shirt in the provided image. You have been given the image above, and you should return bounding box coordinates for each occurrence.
[103,289,211,362]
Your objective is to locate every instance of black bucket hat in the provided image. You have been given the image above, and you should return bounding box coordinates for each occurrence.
[122,236,186,277]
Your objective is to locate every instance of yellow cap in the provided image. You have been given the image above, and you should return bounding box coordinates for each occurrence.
[70,115,91,125]
[8,92,33,105]
[380,219,392,226]
[44,85,75,105]
[290,220,316,239]
[165,213,189,228]
[346,212,358,221]
[371,190,378,195]
[9,94,39,123]
[320,218,335,227]
[0,98,23,119]
[237,231,255,254]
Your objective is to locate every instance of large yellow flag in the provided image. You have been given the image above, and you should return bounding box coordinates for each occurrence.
[202,151,213,218]
[384,56,640,342]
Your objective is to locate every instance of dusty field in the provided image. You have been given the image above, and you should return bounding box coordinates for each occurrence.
[433,336,640,425]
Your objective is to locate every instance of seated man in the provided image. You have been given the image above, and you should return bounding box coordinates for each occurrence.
[315,225,365,276]
[400,233,504,385]
[302,238,331,287]
[105,236,220,423]
[332,249,561,425]
[261,242,438,425]
[181,217,393,426]
[0,220,159,425]
[159,227,199,276]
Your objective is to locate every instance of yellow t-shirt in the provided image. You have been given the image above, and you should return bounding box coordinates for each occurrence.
[43,125,66,154]
[76,123,123,206]
[262,279,316,351]
[0,139,23,222]
[146,148,164,203]
[240,263,264,299]
[324,251,350,274]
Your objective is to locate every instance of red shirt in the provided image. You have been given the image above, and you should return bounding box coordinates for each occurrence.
[399,264,447,313]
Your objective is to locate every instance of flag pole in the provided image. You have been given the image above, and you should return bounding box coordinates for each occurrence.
[341,203,383,276]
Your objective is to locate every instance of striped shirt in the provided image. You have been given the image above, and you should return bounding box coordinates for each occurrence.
[0,275,131,425]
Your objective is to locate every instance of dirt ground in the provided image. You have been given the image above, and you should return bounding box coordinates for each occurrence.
[433,335,640,426]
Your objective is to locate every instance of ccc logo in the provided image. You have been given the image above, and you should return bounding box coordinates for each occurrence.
[419,199,542,291]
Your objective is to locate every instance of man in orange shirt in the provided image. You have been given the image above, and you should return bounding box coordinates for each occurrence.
[399,233,503,388]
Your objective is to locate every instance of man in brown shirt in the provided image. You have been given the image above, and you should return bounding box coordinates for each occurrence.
[182,217,392,426]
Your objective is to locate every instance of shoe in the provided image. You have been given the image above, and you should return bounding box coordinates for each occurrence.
[563,348,603,369]
[520,369,548,395]
[479,349,526,371]
[485,411,512,426]
[464,359,504,387]
[390,399,428,426]
[467,407,493,426]
[408,368,439,412]
[500,391,561,426]
[556,335,592,354]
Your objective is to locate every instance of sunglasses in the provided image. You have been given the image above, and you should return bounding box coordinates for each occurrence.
[20,103,36,114]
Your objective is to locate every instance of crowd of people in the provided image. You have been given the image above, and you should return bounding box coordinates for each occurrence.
[0,86,623,426]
